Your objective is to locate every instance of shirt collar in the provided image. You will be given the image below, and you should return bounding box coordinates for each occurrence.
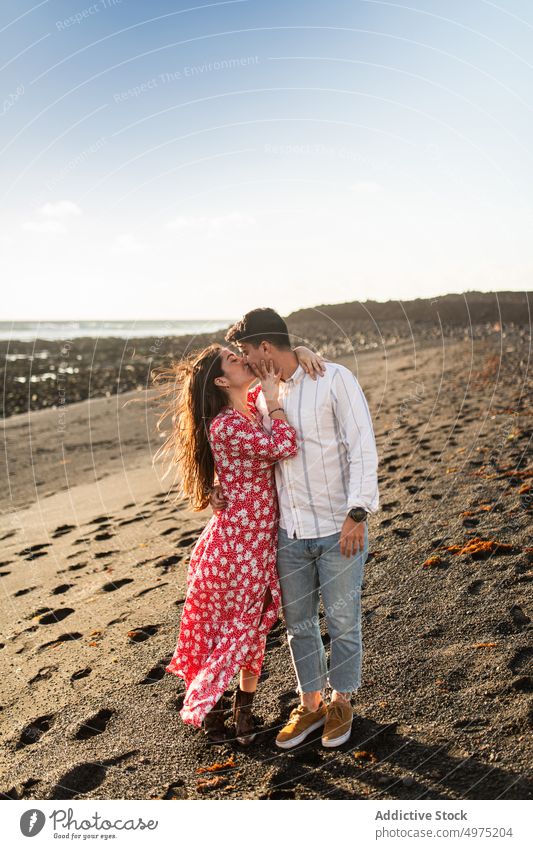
[284,363,305,384]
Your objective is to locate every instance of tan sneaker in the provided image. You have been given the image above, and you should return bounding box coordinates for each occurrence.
[321,699,353,747]
[275,701,327,749]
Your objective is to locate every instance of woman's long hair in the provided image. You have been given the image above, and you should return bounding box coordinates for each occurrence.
[152,343,229,511]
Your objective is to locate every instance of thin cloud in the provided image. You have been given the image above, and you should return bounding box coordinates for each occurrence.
[22,199,82,235]
[350,181,384,194]
[22,219,67,235]
[40,200,82,218]
[167,211,256,233]
[112,233,148,254]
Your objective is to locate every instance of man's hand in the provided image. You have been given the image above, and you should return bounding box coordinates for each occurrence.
[209,484,227,514]
[339,515,366,558]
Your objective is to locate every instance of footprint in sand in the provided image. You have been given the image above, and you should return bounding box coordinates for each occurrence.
[15,714,55,749]
[127,625,160,643]
[14,586,37,597]
[118,512,152,527]
[67,562,87,572]
[29,666,58,685]
[51,583,74,595]
[51,762,108,799]
[140,658,171,684]
[52,524,76,539]
[381,501,400,513]
[18,543,51,561]
[38,632,83,652]
[94,531,115,541]
[71,667,92,682]
[160,780,187,800]
[160,526,179,536]
[510,676,533,693]
[156,555,181,572]
[74,708,114,740]
[134,582,168,598]
[101,578,133,593]
[508,647,533,675]
[393,528,411,539]
[177,533,198,548]
[27,606,53,619]
[38,608,75,625]
[509,605,531,629]
[1,777,41,800]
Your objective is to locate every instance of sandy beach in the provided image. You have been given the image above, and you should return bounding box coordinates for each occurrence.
[1,322,532,800]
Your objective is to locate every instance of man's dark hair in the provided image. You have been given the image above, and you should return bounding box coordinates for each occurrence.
[225,307,292,349]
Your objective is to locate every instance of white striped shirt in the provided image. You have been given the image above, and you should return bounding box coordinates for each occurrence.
[255,362,379,539]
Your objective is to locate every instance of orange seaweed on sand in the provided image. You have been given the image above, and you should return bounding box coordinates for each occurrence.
[197,776,229,791]
[422,555,444,568]
[197,755,235,774]
[443,537,513,556]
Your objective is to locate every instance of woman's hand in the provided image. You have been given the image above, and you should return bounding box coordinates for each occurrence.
[210,484,226,514]
[252,358,282,404]
[294,345,326,380]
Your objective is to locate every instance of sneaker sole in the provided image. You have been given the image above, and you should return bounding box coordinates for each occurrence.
[275,716,326,749]
[321,725,352,748]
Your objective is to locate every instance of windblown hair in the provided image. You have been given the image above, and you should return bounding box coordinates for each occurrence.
[152,344,228,511]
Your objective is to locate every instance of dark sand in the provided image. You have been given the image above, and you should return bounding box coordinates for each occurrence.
[1,330,532,800]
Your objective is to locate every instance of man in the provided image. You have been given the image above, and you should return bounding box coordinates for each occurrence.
[211,307,379,748]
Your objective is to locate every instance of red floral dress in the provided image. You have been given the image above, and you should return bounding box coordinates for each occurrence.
[165,385,298,728]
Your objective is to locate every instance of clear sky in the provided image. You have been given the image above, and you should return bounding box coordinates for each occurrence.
[1,0,532,320]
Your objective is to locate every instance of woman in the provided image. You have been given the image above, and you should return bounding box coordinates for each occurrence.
[154,343,323,745]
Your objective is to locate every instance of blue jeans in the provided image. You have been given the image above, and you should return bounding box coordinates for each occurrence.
[276,525,368,694]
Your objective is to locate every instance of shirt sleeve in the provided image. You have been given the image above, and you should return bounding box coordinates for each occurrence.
[331,367,379,514]
[211,414,298,464]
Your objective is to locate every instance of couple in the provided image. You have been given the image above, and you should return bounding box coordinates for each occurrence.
[159,308,379,749]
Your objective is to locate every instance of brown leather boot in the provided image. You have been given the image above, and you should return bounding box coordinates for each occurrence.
[232,689,257,746]
[203,699,228,744]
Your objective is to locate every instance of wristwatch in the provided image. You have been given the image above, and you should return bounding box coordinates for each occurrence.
[348,507,368,523]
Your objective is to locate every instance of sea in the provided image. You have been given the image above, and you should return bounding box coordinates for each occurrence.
[0,320,233,343]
